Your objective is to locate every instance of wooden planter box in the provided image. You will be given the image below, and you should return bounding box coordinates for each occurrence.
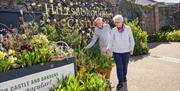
[0,57,76,91]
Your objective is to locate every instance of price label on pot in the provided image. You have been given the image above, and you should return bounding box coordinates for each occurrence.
[0,63,75,91]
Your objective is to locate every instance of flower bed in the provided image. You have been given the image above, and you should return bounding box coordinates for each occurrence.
[0,23,76,90]
[0,57,75,91]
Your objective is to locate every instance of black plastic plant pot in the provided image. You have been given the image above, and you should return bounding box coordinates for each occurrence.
[0,57,76,91]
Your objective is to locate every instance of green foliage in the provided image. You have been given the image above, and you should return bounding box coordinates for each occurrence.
[148,30,180,42]
[0,49,17,72]
[0,59,11,72]
[126,19,149,56]
[30,33,49,47]
[75,44,114,76]
[160,25,175,32]
[60,27,84,50]
[0,50,16,72]
[95,55,113,69]
[16,45,53,68]
[45,24,59,41]
[51,73,109,91]
[81,73,109,91]
[173,30,180,42]
[52,76,84,91]
[15,33,54,68]
[88,45,114,69]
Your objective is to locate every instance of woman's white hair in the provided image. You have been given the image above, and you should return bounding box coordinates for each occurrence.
[95,17,103,22]
[113,14,124,22]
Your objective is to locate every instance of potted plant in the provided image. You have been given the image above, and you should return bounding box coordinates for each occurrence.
[95,54,114,79]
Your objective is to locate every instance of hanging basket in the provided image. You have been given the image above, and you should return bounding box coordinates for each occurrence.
[51,41,74,62]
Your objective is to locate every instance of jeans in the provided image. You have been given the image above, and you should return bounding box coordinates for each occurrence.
[113,52,130,86]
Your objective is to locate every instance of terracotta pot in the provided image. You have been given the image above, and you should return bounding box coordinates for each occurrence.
[96,67,112,79]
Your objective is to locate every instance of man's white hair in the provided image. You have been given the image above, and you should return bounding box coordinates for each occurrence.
[95,17,103,22]
[113,14,124,22]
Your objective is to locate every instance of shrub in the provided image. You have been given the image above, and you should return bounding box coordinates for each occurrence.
[148,30,180,42]
[173,30,180,42]
[160,25,175,32]
[126,19,149,56]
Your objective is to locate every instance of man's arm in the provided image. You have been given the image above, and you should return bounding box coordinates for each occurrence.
[85,30,98,49]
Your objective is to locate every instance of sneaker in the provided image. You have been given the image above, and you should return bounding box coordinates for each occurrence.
[124,78,127,82]
[117,84,123,90]
[124,77,127,82]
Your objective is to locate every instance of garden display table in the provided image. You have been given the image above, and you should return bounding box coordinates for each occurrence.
[0,57,75,91]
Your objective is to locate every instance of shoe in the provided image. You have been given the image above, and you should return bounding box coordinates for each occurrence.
[124,78,127,82]
[124,77,127,82]
[117,84,123,90]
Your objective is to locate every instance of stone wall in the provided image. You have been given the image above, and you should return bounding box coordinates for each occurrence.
[107,0,180,33]
[107,0,156,33]
[158,4,180,30]
[0,0,180,33]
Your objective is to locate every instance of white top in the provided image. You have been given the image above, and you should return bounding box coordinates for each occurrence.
[86,24,111,52]
[107,25,135,53]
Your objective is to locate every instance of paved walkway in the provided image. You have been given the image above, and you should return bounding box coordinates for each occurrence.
[110,42,180,91]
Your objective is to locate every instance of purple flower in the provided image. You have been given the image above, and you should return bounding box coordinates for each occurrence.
[53,54,59,58]
[20,45,33,52]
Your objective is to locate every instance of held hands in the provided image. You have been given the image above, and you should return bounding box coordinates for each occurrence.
[106,48,112,53]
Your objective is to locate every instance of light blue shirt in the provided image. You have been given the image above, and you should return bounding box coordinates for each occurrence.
[107,25,135,53]
[86,24,111,52]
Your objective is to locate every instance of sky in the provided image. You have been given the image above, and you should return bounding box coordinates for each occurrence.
[154,0,180,3]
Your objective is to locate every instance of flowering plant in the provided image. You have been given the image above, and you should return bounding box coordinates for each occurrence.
[16,45,53,67]
[0,49,17,72]
[29,33,49,47]
[20,44,33,52]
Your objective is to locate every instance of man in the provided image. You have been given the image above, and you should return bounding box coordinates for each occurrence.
[107,15,135,89]
[85,17,112,56]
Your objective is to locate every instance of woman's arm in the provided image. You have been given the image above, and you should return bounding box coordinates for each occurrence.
[129,27,135,54]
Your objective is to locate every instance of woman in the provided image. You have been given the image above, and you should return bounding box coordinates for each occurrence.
[107,15,135,89]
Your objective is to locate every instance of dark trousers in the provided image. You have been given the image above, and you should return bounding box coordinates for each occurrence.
[113,52,130,86]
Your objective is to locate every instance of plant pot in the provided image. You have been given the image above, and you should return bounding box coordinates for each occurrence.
[96,67,112,79]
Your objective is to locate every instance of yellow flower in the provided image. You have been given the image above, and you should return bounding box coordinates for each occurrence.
[14,57,17,61]
[0,51,7,60]
[30,34,49,46]
[8,49,15,55]
[22,34,27,39]
[9,56,14,63]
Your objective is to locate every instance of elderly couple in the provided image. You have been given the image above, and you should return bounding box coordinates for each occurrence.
[85,15,135,89]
